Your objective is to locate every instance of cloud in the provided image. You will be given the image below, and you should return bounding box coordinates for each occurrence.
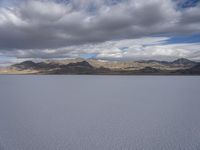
[91,38,200,61]
[0,0,200,63]
[0,0,199,51]
[1,36,200,62]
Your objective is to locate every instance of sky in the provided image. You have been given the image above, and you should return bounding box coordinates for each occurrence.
[0,0,200,65]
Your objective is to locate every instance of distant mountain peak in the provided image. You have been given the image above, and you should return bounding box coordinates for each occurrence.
[172,58,196,65]
[12,61,37,69]
[19,60,35,65]
[67,61,93,68]
[3,58,199,75]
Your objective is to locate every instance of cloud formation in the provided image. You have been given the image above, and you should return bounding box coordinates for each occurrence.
[0,0,200,62]
[1,37,200,62]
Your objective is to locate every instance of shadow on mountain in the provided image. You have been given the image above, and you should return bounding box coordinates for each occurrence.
[172,63,200,75]
[10,58,200,75]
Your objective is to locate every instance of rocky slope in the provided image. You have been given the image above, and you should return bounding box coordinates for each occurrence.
[0,58,199,75]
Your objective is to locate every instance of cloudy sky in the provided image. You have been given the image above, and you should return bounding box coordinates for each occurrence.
[0,0,200,65]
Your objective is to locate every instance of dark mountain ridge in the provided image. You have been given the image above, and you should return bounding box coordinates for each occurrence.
[8,58,200,75]
[171,58,196,65]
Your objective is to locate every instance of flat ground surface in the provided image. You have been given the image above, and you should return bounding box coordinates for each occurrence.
[0,75,200,150]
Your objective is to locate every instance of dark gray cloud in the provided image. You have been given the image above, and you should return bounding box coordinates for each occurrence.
[0,0,200,62]
[0,0,199,50]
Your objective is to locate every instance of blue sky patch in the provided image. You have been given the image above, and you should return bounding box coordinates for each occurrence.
[80,53,97,59]
[175,0,200,9]
[164,34,200,44]
[119,47,129,52]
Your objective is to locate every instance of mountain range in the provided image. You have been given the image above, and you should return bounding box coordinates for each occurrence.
[0,58,200,75]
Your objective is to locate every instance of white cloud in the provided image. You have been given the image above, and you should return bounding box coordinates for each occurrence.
[0,0,199,50]
[91,38,200,61]
[0,0,200,63]
[2,36,200,61]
